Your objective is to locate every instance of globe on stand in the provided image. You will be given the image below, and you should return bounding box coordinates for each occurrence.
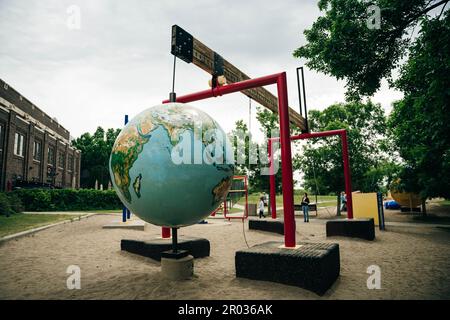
[109,103,234,227]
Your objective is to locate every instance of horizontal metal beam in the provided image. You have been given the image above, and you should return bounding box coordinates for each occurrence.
[170,25,306,131]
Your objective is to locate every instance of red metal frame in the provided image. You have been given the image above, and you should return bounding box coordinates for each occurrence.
[161,73,297,247]
[224,175,249,221]
[162,227,171,239]
[268,129,353,220]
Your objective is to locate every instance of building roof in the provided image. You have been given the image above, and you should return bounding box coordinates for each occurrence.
[0,78,71,141]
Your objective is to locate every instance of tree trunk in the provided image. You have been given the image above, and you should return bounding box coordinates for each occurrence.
[421,199,427,216]
[337,194,341,216]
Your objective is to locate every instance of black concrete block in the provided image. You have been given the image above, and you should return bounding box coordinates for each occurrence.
[248,219,284,235]
[235,241,340,296]
[121,236,210,261]
[326,218,375,241]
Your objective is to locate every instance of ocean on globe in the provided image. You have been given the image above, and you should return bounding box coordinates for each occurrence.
[109,103,234,228]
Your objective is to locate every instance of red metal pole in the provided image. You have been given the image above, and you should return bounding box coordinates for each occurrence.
[277,73,296,247]
[341,130,353,219]
[224,199,229,221]
[289,129,346,141]
[244,176,249,220]
[162,73,284,105]
[268,139,277,219]
[162,227,171,238]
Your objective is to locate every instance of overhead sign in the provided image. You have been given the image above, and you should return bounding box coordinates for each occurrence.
[171,25,306,130]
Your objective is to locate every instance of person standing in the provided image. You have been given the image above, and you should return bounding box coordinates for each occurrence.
[258,196,266,218]
[340,191,347,212]
[301,193,310,223]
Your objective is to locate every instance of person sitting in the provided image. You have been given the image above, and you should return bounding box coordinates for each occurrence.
[301,193,310,223]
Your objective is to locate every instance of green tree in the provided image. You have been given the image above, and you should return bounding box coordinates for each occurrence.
[294,0,449,99]
[72,127,121,188]
[294,0,449,206]
[389,11,450,199]
[294,101,393,195]
[228,110,284,194]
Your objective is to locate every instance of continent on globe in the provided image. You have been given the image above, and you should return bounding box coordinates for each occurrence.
[211,177,233,205]
[133,173,142,198]
[109,103,235,228]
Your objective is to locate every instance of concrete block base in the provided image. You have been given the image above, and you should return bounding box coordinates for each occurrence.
[121,236,210,261]
[248,219,284,235]
[326,218,375,241]
[161,255,194,280]
[235,241,340,295]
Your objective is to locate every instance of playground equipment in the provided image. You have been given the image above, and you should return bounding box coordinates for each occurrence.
[389,179,423,212]
[352,192,386,230]
[163,72,297,246]
[211,175,249,221]
[121,25,349,293]
[390,191,422,211]
[267,129,354,220]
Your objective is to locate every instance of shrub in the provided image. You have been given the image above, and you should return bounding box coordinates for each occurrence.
[11,189,122,212]
[0,192,13,216]
[5,192,24,213]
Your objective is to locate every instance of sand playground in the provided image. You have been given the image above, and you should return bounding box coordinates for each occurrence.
[0,208,449,300]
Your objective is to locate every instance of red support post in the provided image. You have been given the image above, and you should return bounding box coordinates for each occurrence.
[276,73,296,247]
[244,176,249,220]
[162,227,171,239]
[341,130,353,219]
[268,139,277,219]
[224,198,228,220]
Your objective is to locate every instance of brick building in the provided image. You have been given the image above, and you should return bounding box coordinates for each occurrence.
[0,78,81,190]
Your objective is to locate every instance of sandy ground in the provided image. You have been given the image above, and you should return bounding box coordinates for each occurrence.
[0,214,449,300]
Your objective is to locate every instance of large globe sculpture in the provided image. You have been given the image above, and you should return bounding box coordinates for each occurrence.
[109,103,234,227]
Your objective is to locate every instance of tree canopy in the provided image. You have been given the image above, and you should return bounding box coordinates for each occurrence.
[294,0,449,99]
[293,101,395,195]
[294,0,449,200]
[72,127,120,189]
[389,11,450,198]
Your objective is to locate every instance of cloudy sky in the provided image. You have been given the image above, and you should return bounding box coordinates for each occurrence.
[0,0,403,141]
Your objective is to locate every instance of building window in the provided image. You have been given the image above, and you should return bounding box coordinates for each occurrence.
[14,132,25,157]
[58,152,65,168]
[33,140,42,161]
[48,147,55,165]
[68,155,74,171]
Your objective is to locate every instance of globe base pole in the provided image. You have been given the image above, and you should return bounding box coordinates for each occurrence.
[172,227,178,253]
[161,227,194,280]
[160,227,189,259]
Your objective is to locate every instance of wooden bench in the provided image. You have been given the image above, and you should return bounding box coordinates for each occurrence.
[294,203,317,212]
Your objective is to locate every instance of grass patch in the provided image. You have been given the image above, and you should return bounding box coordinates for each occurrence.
[227,207,244,213]
[0,213,83,238]
[238,193,337,206]
[438,199,450,206]
[317,201,337,208]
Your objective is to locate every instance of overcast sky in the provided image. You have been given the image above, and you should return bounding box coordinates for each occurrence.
[0,0,403,142]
